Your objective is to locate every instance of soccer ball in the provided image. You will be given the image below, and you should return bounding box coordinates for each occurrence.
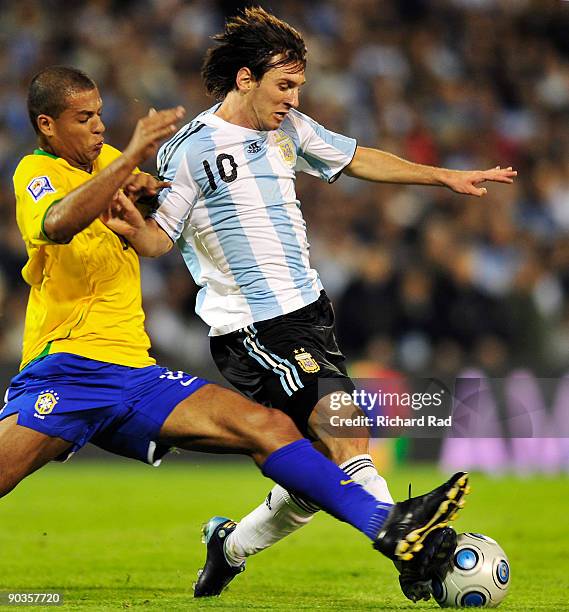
[431,533,510,608]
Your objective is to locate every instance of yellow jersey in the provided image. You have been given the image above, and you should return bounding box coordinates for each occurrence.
[13,144,155,370]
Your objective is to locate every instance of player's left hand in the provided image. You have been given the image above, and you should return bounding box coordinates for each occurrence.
[122,173,170,201]
[443,166,517,197]
[100,190,146,238]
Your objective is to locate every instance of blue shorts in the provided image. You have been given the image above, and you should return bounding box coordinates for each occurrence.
[0,353,209,465]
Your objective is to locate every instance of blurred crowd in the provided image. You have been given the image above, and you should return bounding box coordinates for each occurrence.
[1,0,569,379]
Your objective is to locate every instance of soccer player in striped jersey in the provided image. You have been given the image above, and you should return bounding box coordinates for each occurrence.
[1,66,470,592]
[104,6,515,601]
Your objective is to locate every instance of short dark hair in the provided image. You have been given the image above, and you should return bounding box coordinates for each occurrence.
[202,6,307,100]
[27,66,97,134]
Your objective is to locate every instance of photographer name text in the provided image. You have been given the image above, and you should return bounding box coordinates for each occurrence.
[329,415,452,428]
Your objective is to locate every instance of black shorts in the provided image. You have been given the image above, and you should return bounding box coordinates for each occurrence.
[210,291,355,436]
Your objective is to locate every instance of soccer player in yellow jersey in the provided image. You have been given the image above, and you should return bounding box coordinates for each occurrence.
[0,66,471,591]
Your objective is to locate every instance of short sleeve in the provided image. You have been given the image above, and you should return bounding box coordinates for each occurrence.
[289,110,357,183]
[152,153,198,242]
[14,165,69,245]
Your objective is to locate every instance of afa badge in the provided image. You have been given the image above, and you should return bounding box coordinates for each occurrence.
[275,131,296,167]
[294,348,320,374]
[27,176,55,202]
[34,390,60,419]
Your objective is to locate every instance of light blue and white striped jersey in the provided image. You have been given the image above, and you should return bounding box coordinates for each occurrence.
[153,106,356,336]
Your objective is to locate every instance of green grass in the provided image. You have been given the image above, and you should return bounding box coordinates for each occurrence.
[0,460,567,610]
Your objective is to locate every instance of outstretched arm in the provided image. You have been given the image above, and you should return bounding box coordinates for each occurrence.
[344,146,517,197]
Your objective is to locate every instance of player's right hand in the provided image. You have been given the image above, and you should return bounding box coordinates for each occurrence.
[125,106,185,166]
[100,190,146,238]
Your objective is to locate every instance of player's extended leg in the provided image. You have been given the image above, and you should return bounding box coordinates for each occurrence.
[191,396,374,597]
[220,393,393,572]
[185,388,468,597]
[158,384,298,464]
[159,383,392,527]
[159,384,401,540]
[0,415,72,498]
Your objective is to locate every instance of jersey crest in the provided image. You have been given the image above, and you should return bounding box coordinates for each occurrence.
[34,390,60,419]
[275,131,296,167]
[294,348,320,374]
[27,176,55,202]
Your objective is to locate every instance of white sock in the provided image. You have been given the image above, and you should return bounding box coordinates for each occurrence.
[224,453,392,566]
[339,454,394,504]
[224,485,317,566]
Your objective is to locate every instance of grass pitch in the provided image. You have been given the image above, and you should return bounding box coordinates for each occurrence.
[0,458,567,611]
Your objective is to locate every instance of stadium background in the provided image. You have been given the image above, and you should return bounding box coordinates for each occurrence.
[0,0,568,472]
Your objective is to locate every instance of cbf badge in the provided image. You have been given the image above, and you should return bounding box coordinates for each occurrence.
[275,131,296,167]
[27,176,55,202]
[294,348,320,374]
[34,390,60,419]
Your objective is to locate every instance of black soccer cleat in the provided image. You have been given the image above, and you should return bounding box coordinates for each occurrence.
[396,526,458,602]
[193,516,245,597]
[373,471,469,563]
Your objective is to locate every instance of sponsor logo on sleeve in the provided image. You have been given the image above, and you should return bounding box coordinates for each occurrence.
[27,176,56,202]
